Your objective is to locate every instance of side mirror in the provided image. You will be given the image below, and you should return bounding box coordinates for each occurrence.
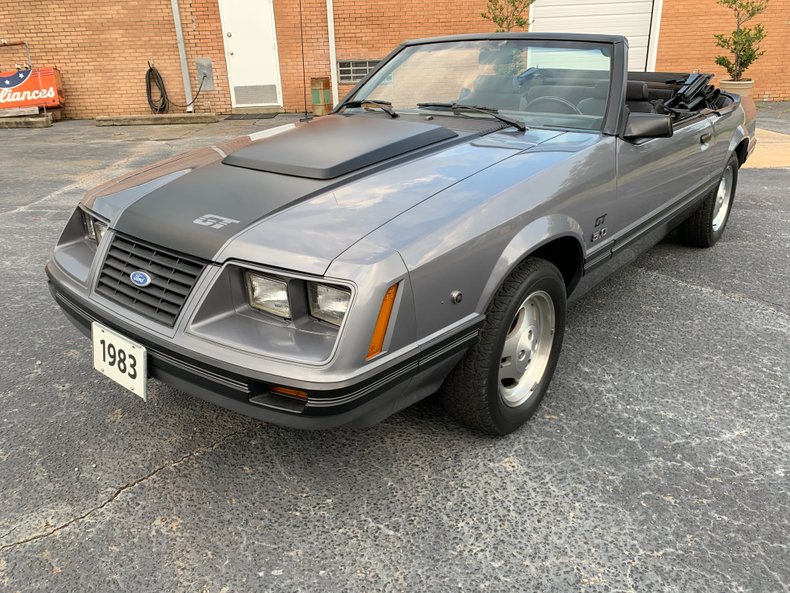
[623,112,673,141]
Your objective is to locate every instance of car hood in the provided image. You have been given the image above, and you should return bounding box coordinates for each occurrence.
[87,115,563,274]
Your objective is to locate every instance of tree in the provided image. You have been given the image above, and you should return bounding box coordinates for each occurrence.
[714,0,768,81]
[481,0,535,32]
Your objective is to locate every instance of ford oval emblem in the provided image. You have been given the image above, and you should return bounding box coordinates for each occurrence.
[130,271,152,287]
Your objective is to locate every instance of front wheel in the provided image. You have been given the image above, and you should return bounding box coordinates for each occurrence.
[441,258,566,435]
[677,154,739,247]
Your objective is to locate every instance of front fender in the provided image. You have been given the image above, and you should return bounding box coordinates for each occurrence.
[475,214,585,312]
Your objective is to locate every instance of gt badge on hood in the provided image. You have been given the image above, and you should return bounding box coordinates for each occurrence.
[193,214,241,229]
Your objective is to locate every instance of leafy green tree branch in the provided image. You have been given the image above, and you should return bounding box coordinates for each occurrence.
[714,0,768,80]
[481,0,535,32]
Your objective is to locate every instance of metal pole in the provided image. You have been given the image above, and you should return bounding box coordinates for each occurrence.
[326,0,339,106]
[170,0,194,112]
[646,0,664,72]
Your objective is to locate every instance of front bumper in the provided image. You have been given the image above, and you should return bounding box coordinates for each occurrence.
[46,261,479,429]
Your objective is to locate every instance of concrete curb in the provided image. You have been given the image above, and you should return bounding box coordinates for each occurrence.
[0,113,53,129]
[743,128,790,169]
[95,113,220,126]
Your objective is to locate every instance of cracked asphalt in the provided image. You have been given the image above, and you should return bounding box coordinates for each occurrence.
[1,114,788,593]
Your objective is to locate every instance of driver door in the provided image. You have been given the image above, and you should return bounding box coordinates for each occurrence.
[614,113,715,249]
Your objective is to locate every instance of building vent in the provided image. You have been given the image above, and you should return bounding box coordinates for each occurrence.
[233,84,278,106]
[337,60,380,84]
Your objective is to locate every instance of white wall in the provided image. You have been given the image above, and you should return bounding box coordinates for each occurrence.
[530,0,662,71]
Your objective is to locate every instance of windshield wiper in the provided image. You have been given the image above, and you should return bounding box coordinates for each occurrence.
[339,99,398,118]
[416,102,526,131]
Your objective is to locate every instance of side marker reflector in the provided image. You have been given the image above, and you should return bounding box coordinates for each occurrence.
[366,283,399,360]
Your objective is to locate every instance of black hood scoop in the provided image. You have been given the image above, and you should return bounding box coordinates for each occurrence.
[222,114,458,179]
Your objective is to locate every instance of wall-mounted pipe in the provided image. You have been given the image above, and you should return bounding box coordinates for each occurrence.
[170,0,195,112]
[326,0,339,106]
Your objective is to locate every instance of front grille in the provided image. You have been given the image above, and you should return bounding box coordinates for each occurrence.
[96,234,206,327]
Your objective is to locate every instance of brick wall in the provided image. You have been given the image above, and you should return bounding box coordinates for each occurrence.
[331,0,491,101]
[0,0,231,118]
[180,0,232,114]
[655,0,789,100]
[0,0,494,117]
[0,0,230,117]
[2,0,786,119]
[274,0,494,109]
[273,0,330,114]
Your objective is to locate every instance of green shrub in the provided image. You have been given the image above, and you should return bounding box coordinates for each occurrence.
[714,0,768,81]
[481,0,535,32]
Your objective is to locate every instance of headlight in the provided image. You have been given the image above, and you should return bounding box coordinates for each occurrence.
[81,209,108,246]
[245,272,291,319]
[308,283,351,326]
[93,220,108,244]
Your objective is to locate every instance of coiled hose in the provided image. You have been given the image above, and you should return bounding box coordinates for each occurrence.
[146,61,207,114]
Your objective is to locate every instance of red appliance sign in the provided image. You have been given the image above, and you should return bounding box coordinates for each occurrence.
[0,67,64,109]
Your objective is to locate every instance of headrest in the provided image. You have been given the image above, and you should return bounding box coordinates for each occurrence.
[473,75,515,93]
[592,80,609,99]
[626,81,649,101]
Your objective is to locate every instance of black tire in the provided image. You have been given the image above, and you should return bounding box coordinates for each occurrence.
[677,154,739,247]
[441,257,566,435]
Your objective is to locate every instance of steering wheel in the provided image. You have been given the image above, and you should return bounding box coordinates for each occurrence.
[524,96,582,115]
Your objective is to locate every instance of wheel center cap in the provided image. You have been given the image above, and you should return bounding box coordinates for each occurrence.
[515,326,538,373]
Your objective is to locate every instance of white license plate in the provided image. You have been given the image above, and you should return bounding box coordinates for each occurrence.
[91,322,148,401]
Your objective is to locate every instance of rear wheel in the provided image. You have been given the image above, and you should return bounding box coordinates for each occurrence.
[677,155,738,247]
[441,258,566,435]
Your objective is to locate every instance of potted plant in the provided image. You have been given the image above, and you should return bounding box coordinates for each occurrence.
[481,0,534,32]
[714,0,768,96]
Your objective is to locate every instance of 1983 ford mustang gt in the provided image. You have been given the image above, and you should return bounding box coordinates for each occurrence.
[46,33,756,434]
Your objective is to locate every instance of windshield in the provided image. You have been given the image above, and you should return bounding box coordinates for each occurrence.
[352,39,613,131]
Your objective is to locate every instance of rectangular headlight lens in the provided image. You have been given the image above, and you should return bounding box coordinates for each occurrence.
[81,210,96,241]
[246,273,291,319]
[81,209,108,245]
[308,283,351,326]
[93,220,108,244]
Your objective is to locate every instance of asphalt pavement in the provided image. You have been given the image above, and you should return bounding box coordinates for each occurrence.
[0,114,788,593]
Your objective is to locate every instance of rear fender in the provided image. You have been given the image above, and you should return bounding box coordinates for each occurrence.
[720,98,756,167]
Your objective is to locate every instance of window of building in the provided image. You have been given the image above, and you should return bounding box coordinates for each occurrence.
[337,60,380,84]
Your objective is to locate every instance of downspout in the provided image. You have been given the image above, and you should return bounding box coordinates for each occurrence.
[170,0,195,112]
[326,0,339,106]
[646,0,664,71]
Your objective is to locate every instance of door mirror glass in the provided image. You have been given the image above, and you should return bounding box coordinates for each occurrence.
[623,112,673,140]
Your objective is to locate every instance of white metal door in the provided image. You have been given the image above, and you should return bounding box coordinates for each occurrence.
[218,0,283,107]
[530,0,663,71]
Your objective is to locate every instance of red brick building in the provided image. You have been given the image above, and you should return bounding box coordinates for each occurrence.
[1,0,787,119]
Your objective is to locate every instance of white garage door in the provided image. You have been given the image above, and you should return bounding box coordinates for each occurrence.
[530,0,663,71]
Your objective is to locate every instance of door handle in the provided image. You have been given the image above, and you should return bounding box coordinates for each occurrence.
[700,133,712,144]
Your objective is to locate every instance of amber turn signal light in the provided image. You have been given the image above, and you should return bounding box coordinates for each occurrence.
[271,386,308,400]
[366,283,399,360]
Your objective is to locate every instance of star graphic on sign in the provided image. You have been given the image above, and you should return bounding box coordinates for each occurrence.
[3,80,9,85]
[18,72,24,78]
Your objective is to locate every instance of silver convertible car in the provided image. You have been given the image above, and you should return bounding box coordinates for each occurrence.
[46,33,756,434]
